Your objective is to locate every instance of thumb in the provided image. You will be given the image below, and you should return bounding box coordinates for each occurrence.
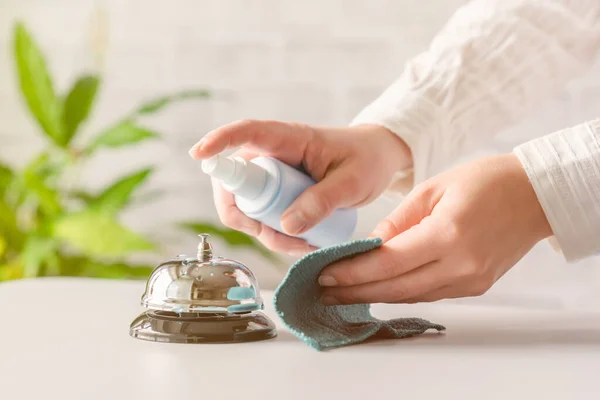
[280,168,359,236]
[370,184,440,243]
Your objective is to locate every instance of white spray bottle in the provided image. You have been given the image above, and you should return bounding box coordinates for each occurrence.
[201,154,357,248]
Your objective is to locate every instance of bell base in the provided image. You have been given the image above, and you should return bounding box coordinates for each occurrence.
[129,310,277,344]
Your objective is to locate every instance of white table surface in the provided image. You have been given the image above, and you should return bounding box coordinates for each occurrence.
[1,278,600,400]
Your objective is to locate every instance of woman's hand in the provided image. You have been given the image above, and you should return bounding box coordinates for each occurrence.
[318,153,553,305]
[189,120,412,256]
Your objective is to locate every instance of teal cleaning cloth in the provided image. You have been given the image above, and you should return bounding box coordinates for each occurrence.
[273,238,445,351]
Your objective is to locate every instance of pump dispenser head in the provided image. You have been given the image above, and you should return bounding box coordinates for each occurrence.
[201,154,267,199]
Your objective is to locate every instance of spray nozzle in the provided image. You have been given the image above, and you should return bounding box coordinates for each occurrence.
[201,154,267,199]
[201,154,236,180]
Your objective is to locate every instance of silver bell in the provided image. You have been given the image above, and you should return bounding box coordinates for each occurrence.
[129,234,277,343]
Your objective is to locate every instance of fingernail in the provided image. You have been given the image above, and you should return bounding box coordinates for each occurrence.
[281,211,307,235]
[321,295,340,306]
[188,139,205,159]
[318,275,338,287]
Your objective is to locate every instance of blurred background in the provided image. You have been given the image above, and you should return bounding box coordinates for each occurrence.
[1,0,600,307]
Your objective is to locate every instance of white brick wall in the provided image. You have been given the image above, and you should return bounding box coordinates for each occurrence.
[2,0,600,304]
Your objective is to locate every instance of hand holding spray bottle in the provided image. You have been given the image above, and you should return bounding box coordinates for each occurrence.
[202,154,357,248]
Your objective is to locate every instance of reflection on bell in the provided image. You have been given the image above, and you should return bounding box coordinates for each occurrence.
[129,234,277,343]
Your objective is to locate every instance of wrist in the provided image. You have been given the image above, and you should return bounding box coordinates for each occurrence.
[505,153,553,241]
[359,124,414,173]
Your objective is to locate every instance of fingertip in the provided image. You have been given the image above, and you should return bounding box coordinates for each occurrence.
[318,275,338,287]
[188,142,203,160]
[320,288,359,305]
[280,210,309,236]
[282,181,342,237]
[197,137,221,157]
[190,135,224,160]
[369,221,395,243]
[320,295,340,306]
[318,260,347,286]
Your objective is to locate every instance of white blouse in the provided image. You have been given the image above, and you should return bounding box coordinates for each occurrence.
[352,0,600,262]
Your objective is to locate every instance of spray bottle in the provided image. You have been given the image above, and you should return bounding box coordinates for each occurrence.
[201,155,357,248]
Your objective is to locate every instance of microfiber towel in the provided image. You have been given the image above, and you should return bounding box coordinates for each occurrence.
[273,237,446,351]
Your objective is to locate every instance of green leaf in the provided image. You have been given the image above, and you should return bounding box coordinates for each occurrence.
[90,168,153,214]
[24,152,50,174]
[13,22,64,144]
[0,162,14,196]
[53,211,155,257]
[182,223,255,246]
[20,149,66,183]
[26,177,61,215]
[0,235,6,259]
[0,261,24,282]
[21,236,56,278]
[6,153,64,221]
[24,152,68,183]
[61,75,100,145]
[88,120,158,151]
[0,198,25,250]
[80,261,154,279]
[57,255,154,280]
[55,255,87,276]
[134,89,210,116]
[179,222,282,264]
[45,252,61,276]
[22,155,62,216]
[69,190,96,204]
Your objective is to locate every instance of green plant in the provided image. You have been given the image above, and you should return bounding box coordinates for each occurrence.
[0,22,277,282]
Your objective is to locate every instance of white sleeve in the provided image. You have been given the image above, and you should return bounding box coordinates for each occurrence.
[514,119,600,261]
[352,0,600,196]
